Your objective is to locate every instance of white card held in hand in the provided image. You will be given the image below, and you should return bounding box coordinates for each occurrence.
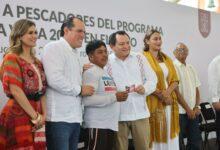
[125,84,135,93]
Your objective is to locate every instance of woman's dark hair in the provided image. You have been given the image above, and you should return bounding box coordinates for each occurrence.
[143,29,166,60]
[86,40,106,55]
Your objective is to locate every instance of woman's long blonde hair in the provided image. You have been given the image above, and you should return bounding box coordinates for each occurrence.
[5,19,36,57]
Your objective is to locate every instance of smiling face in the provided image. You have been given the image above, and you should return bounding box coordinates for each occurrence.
[146,32,162,52]
[64,18,85,48]
[20,25,38,49]
[89,45,108,68]
[111,34,131,60]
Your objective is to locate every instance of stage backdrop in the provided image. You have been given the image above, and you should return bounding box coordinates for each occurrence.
[1,0,220,110]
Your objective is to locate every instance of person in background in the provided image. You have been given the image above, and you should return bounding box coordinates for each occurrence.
[208,54,220,149]
[82,40,128,150]
[0,19,47,149]
[42,17,94,150]
[173,42,202,150]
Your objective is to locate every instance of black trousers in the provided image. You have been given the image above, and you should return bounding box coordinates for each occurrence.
[84,128,115,150]
[216,110,220,150]
[179,114,202,150]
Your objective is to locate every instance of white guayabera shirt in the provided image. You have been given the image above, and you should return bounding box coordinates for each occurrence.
[208,55,220,103]
[42,37,83,123]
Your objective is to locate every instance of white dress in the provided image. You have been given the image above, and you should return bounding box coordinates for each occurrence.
[152,63,179,150]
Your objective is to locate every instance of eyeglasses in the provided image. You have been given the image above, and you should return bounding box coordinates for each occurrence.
[177,48,188,53]
[177,48,188,54]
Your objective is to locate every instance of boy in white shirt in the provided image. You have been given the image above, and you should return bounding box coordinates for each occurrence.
[82,40,128,150]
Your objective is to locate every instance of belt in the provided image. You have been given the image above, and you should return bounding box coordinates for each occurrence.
[8,91,43,101]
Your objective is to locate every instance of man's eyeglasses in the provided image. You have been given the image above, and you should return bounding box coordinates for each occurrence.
[177,48,188,54]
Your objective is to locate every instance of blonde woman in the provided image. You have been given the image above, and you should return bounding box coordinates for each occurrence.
[0,19,47,149]
[143,29,194,150]
[143,29,179,150]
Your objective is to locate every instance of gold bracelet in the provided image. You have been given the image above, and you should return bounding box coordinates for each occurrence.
[31,112,42,124]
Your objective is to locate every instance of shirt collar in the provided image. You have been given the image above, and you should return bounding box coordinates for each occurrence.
[91,63,103,70]
[174,59,187,67]
[60,37,78,53]
[112,51,135,61]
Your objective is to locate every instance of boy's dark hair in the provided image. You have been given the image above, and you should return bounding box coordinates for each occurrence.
[86,40,106,55]
[109,31,130,46]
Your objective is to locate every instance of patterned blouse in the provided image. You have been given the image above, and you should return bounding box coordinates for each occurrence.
[2,53,47,99]
[0,53,47,149]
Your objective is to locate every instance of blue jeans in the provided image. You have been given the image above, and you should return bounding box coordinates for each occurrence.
[46,121,80,150]
[179,114,202,150]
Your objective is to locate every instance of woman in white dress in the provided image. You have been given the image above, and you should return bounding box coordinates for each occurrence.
[143,29,179,150]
